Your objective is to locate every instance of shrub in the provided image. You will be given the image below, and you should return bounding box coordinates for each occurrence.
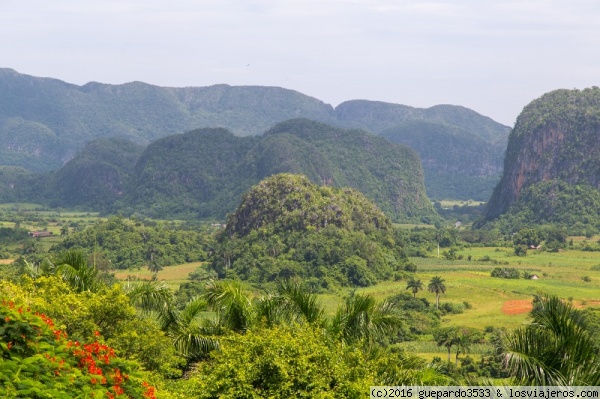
[490,267,520,279]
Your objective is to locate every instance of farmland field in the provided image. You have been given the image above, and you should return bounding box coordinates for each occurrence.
[317,247,600,330]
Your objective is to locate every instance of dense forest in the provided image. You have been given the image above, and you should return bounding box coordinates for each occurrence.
[1,119,437,223]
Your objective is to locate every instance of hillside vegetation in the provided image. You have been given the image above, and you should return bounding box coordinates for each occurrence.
[380,120,504,200]
[483,87,600,231]
[212,174,412,289]
[13,119,433,222]
[0,68,508,200]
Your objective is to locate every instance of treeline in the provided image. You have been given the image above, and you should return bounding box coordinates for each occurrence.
[480,180,600,235]
[51,217,212,270]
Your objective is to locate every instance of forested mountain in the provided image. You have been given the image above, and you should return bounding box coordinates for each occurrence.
[120,128,259,219]
[213,174,410,288]
[0,68,508,199]
[482,87,600,232]
[121,119,436,222]
[0,166,39,203]
[380,120,505,200]
[47,138,145,210]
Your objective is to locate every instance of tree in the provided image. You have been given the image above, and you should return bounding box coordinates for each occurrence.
[330,293,402,345]
[454,327,482,365]
[127,280,219,361]
[53,250,102,293]
[406,278,423,298]
[513,228,542,247]
[504,295,600,386]
[428,276,446,309]
[255,280,325,327]
[204,279,254,333]
[188,326,375,398]
[433,327,458,363]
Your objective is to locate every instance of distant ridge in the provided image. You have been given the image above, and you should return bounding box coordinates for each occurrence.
[120,119,437,222]
[0,68,509,199]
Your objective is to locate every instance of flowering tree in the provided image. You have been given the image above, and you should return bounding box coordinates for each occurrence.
[0,300,156,398]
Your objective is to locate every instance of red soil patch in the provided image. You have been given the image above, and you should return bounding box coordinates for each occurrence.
[574,300,600,309]
[502,300,533,315]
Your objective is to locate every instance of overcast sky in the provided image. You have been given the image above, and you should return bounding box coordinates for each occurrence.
[2,0,599,126]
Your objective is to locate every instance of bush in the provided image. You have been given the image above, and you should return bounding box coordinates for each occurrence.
[490,267,520,279]
[514,245,528,257]
[404,263,417,272]
[439,302,464,315]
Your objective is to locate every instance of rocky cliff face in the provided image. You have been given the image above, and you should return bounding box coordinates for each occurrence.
[484,87,600,220]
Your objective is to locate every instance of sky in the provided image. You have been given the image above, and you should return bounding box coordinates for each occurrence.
[1,0,599,126]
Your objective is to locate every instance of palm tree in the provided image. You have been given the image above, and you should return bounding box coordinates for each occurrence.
[454,327,481,365]
[204,280,254,333]
[255,280,325,327]
[169,296,220,360]
[127,281,219,360]
[428,276,446,309]
[330,293,402,345]
[405,278,423,298]
[433,326,458,363]
[504,294,600,386]
[54,250,101,293]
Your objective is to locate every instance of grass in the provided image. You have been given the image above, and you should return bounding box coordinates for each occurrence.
[436,200,485,208]
[112,262,202,290]
[315,246,600,330]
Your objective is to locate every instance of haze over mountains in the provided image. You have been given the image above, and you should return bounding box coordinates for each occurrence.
[0,68,509,201]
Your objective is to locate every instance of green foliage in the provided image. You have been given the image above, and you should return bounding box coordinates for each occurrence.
[330,293,403,345]
[504,294,600,385]
[513,228,542,247]
[387,292,440,341]
[428,276,446,309]
[0,297,157,398]
[52,216,210,269]
[513,245,527,256]
[490,267,521,279]
[211,175,410,288]
[487,180,600,235]
[1,276,184,379]
[187,326,376,398]
[226,174,391,237]
[485,87,600,221]
[405,277,423,298]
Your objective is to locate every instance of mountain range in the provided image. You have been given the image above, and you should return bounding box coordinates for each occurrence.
[10,119,436,222]
[0,68,509,200]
